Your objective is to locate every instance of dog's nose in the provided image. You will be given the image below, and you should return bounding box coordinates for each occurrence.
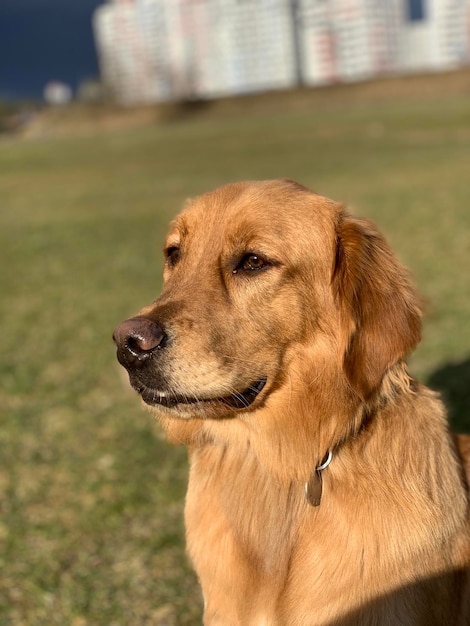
[113,316,167,367]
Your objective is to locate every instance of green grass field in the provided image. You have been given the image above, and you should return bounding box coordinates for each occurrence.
[1,73,470,624]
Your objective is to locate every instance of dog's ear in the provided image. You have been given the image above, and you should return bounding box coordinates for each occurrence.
[332,209,422,401]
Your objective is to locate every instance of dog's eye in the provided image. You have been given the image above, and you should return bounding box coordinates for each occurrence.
[234,253,269,273]
[165,246,180,267]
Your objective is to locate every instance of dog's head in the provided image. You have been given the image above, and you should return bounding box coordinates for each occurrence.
[114,179,421,424]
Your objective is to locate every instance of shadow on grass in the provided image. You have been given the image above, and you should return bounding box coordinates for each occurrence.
[427,357,470,434]
[160,98,214,122]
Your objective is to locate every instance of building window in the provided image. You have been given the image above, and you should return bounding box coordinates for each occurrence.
[407,0,426,21]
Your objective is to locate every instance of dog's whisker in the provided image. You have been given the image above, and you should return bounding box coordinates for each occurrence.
[220,353,291,377]
[220,354,275,367]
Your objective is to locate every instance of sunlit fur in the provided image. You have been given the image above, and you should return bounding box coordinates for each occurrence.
[122,180,470,625]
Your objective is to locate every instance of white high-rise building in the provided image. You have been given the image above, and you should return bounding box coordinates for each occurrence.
[93,0,470,104]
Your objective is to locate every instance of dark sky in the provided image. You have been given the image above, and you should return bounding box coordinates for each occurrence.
[0,0,104,100]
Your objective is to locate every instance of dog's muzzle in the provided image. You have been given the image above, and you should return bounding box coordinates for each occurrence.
[113,316,267,412]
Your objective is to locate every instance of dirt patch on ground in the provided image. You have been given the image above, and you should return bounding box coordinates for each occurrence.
[15,68,470,139]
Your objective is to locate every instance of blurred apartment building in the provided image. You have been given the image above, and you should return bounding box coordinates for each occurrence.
[93,0,470,104]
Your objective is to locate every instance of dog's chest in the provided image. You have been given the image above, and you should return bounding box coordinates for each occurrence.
[185,444,303,580]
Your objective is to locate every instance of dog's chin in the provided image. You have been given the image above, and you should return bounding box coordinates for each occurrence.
[133,377,267,419]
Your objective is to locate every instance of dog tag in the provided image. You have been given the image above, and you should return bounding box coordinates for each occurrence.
[305,470,323,507]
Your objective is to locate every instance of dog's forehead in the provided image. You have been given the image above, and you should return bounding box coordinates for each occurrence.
[167,180,338,247]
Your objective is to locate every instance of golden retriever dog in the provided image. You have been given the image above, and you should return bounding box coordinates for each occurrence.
[113,179,470,625]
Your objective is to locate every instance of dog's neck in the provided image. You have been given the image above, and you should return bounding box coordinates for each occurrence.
[160,361,410,480]
[186,382,467,594]
[159,361,467,538]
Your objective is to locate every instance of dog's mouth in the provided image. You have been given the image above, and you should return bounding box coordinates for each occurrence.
[133,377,267,411]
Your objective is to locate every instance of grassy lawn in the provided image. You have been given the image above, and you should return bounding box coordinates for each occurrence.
[1,74,470,624]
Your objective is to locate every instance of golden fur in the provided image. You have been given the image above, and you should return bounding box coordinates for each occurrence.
[114,179,470,625]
